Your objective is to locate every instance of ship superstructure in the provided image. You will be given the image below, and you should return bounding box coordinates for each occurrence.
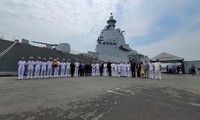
[96,13,139,62]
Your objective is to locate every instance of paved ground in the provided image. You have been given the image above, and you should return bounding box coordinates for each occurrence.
[0,74,200,120]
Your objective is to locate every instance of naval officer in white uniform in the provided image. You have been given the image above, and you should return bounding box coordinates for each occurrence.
[74,60,80,77]
[18,57,26,80]
[47,57,53,78]
[54,58,60,77]
[91,61,96,76]
[103,62,108,76]
[60,59,66,77]
[65,59,71,77]
[111,62,115,77]
[154,59,162,80]
[126,62,131,77]
[40,58,47,78]
[117,62,122,77]
[114,62,118,77]
[95,61,100,76]
[27,56,35,79]
[121,62,127,77]
[149,60,155,79]
[34,57,42,79]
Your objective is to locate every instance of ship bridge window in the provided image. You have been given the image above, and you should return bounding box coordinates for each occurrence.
[101,42,116,45]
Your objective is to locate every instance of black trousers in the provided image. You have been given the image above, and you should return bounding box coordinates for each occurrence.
[131,69,135,77]
[100,69,103,76]
[71,69,74,77]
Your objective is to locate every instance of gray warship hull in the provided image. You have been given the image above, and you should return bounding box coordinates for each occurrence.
[0,39,94,75]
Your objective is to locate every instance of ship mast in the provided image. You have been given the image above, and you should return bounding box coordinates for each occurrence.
[106,13,117,30]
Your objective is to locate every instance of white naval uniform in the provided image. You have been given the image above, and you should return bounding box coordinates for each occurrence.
[103,63,107,76]
[47,61,52,78]
[18,60,26,79]
[91,64,96,76]
[54,61,60,77]
[117,64,122,77]
[74,62,80,76]
[95,63,100,76]
[27,60,35,79]
[60,62,66,77]
[111,63,115,77]
[34,60,41,79]
[149,63,154,79]
[114,64,118,77]
[154,62,162,79]
[121,64,127,77]
[65,62,71,77]
[41,62,47,78]
[126,63,131,77]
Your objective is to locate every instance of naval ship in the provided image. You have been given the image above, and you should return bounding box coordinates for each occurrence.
[0,38,95,75]
[94,13,147,62]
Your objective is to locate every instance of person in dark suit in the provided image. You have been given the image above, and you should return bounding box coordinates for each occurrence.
[100,62,103,76]
[131,60,136,77]
[137,62,141,77]
[81,63,85,76]
[107,60,111,76]
[70,60,75,77]
[85,62,91,76]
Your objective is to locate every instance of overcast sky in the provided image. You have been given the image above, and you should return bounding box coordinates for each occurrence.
[0,0,200,60]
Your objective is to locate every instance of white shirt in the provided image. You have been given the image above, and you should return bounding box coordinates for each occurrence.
[111,63,115,70]
[149,63,154,71]
[95,63,100,70]
[41,62,47,69]
[103,63,107,69]
[122,64,126,70]
[60,62,66,69]
[56,61,60,68]
[154,62,161,71]
[66,62,71,69]
[75,62,80,68]
[18,60,26,68]
[47,61,52,69]
[126,63,131,71]
[117,64,122,72]
[27,61,35,69]
[35,61,41,69]
[114,64,118,71]
[91,64,95,69]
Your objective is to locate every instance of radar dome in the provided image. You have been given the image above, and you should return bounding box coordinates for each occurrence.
[56,43,71,53]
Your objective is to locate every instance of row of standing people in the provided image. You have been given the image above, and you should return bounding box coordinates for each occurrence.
[18,56,162,80]
[98,59,162,79]
[133,59,162,80]
[18,56,78,79]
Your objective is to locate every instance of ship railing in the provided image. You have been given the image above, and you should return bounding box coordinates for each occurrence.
[0,40,18,58]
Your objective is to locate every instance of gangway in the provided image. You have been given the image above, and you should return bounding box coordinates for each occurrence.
[0,40,18,58]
